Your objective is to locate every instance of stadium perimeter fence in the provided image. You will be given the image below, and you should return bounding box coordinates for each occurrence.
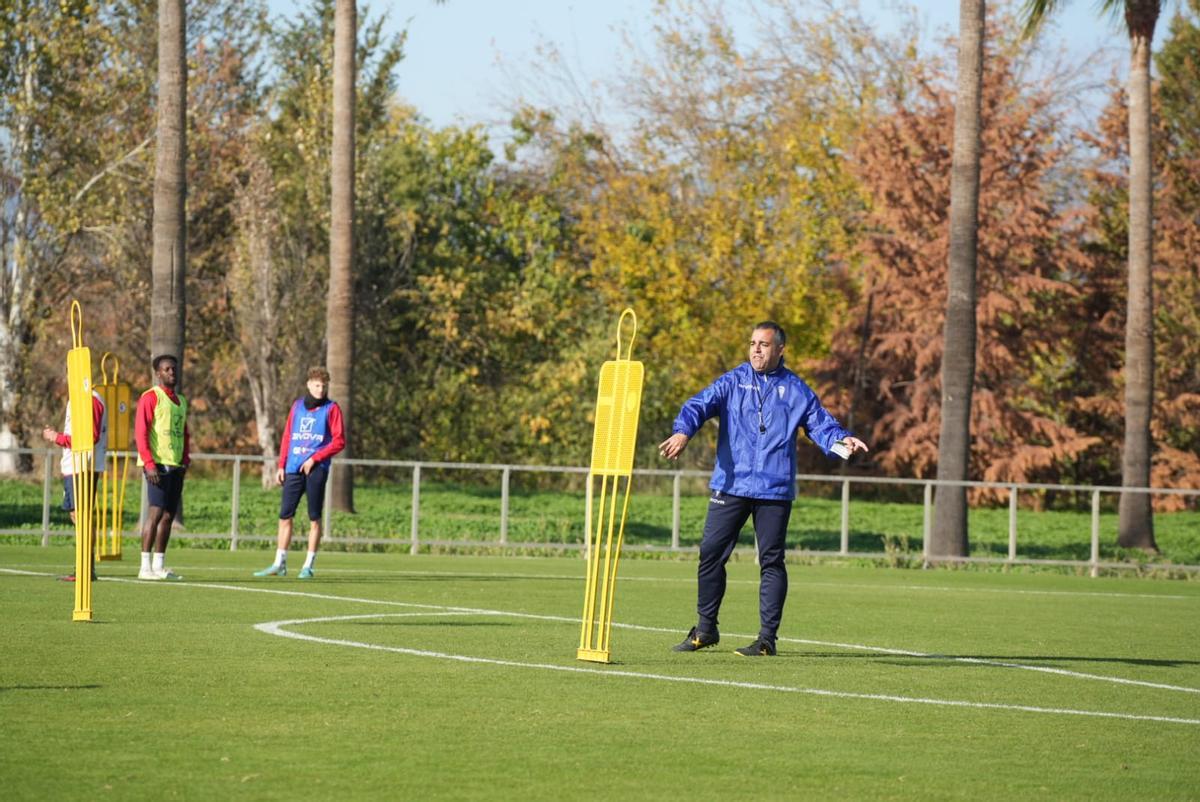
[2,448,1198,575]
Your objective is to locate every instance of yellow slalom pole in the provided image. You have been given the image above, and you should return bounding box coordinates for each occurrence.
[579,473,610,653]
[66,301,96,621]
[113,450,130,558]
[593,469,621,650]
[577,309,644,663]
[96,354,112,561]
[598,473,635,654]
[73,452,94,620]
[97,458,109,557]
[96,352,130,561]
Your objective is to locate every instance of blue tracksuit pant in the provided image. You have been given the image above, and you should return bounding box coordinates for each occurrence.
[695,491,792,640]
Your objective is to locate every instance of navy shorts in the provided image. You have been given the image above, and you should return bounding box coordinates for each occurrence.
[62,473,100,512]
[146,465,186,516]
[279,463,330,522]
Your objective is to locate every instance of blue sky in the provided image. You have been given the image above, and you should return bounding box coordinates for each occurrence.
[266,1,1136,131]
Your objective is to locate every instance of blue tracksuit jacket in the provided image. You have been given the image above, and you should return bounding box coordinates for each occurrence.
[671,361,852,501]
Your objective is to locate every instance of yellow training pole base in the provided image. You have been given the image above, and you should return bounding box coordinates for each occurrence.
[576,648,611,664]
[98,553,123,562]
[72,609,93,622]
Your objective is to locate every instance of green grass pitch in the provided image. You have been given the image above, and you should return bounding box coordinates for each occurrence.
[2,545,1198,800]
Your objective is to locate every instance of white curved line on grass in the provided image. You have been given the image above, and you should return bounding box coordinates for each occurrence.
[610,625,1200,695]
[782,637,1200,694]
[4,568,1195,695]
[254,611,1200,727]
[163,580,1200,695]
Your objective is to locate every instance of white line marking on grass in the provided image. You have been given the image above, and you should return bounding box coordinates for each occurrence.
[3,565,1196,601]
[819,581,1198,602]
[602,623,1200,695]
[0,568,56,577]
[5,568,1197,695]
[777,637,1200,694]
[95,576,1200,694]
[254,612,1200,727]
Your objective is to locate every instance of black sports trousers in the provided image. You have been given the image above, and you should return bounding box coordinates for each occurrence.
[695,490,792,640]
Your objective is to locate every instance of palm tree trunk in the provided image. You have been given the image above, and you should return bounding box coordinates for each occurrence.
[931,0,985,558]
[150,0,187,383]
[327,0,356,512]
[1117,17,1158,551]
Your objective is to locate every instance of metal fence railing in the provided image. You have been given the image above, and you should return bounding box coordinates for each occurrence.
[2,447,1197,575]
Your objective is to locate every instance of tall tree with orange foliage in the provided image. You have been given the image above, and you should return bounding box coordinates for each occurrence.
[1151,2,1200,503]
[810,23,1099,500]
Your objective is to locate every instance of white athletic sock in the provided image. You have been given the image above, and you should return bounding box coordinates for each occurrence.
[140,552,151,571]
[275,548,288,566]
[302,551,317,570]
[152,552,165,572]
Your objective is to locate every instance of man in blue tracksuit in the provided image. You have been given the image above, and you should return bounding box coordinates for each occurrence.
[659,321,869,656]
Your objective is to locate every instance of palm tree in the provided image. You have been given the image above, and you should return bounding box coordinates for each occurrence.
[327,0,356,512]
[150,0,187,384]
[1020,0,1161,552]
[931,0,986,558]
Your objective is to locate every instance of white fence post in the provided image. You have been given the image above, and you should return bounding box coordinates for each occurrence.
[1090,489,1101,578]
[229,457,241,551]
[410,464,421,556]
[671,473,681,550]
[41,451,53,547]
[922,482,932,566]
[1008,485,1018,562]
[499,467,510,546]
[840,479,850,555]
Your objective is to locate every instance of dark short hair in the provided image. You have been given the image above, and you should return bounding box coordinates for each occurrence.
[307,366,331,382]
[752,321,786,346]
[152,354,178,371]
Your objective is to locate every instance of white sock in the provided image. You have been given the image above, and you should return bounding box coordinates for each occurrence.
[275,548,288,566]
[152,552,165,572]
[302,551,317,570]
[140,552,151,571]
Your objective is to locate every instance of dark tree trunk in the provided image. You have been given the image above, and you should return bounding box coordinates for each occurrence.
[1117,8,1160,551]
[931,0,985,558]
[327,0,356,512]
[150,0,187,383]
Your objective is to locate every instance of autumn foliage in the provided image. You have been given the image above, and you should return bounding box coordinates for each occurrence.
[810,29,1101,492]
[2,1,1198,510]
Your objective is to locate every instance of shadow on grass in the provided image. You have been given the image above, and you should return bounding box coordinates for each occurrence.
[792,651,1200,667]
[0,684,103,692]
[212,573,570,585]
[346,620,514,628]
